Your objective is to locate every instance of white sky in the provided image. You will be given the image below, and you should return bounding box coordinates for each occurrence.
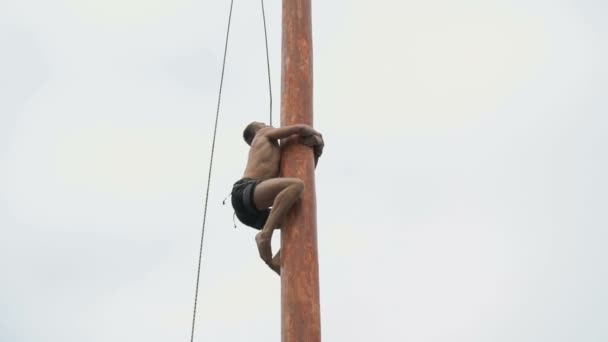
[1,0,607,341]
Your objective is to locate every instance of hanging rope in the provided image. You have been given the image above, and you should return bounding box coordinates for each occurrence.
[189,1,273,341]
[189,0,234,341]
[261,0,273,126]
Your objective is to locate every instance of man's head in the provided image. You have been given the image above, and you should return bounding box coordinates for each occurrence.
[243,121,266,145]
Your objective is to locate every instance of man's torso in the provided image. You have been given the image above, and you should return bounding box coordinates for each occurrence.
[243,130,280,180]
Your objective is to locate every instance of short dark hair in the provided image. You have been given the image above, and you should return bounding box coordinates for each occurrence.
[243,122,259,145]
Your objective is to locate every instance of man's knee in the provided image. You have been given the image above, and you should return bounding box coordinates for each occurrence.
[289,178,305,195]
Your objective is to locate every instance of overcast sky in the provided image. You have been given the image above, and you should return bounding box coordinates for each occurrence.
[1,0,607,341]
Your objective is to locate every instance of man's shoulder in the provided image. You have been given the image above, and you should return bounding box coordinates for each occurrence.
[256,127,276,140]
[258,126,274,134]
[252,129,275,146]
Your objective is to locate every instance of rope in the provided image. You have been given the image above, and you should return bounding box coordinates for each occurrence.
[189,0,234,341]
[189,1,273,341]
[261,0,273,126]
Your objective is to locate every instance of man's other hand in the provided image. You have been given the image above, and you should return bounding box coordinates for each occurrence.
[300,133,324,165]
[300,134,323,148]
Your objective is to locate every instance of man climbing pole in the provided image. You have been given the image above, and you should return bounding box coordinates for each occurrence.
[231,121,324,275]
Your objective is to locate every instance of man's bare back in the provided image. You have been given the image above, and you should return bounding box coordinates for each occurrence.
[230,121,323,275]
[243,127,281,180]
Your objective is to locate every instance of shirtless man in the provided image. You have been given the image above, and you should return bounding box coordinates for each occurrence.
[231,121,324,275]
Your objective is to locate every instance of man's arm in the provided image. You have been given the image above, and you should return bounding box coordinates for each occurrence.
[264,124,318,140]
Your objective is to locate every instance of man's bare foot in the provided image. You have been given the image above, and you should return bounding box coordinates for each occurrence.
[268,261,281,275]
[272,250,281,266]
[269,250,281,275]
[255,231,273,264]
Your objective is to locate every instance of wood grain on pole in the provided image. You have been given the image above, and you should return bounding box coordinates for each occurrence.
[280,0,321,341]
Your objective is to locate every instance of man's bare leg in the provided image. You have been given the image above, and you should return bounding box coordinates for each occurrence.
[252,178,304,272]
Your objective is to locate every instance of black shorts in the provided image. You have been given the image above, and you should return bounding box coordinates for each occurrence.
[231,178,270,230]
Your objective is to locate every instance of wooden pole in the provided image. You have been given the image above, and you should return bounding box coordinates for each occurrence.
[279,0,321,341]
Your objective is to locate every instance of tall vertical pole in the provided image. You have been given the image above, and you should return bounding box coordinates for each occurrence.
[279,0,321,341]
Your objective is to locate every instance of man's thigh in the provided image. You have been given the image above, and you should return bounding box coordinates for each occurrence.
[253,177,302,210]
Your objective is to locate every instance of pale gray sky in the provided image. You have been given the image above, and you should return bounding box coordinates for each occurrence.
[1,0,607,341]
